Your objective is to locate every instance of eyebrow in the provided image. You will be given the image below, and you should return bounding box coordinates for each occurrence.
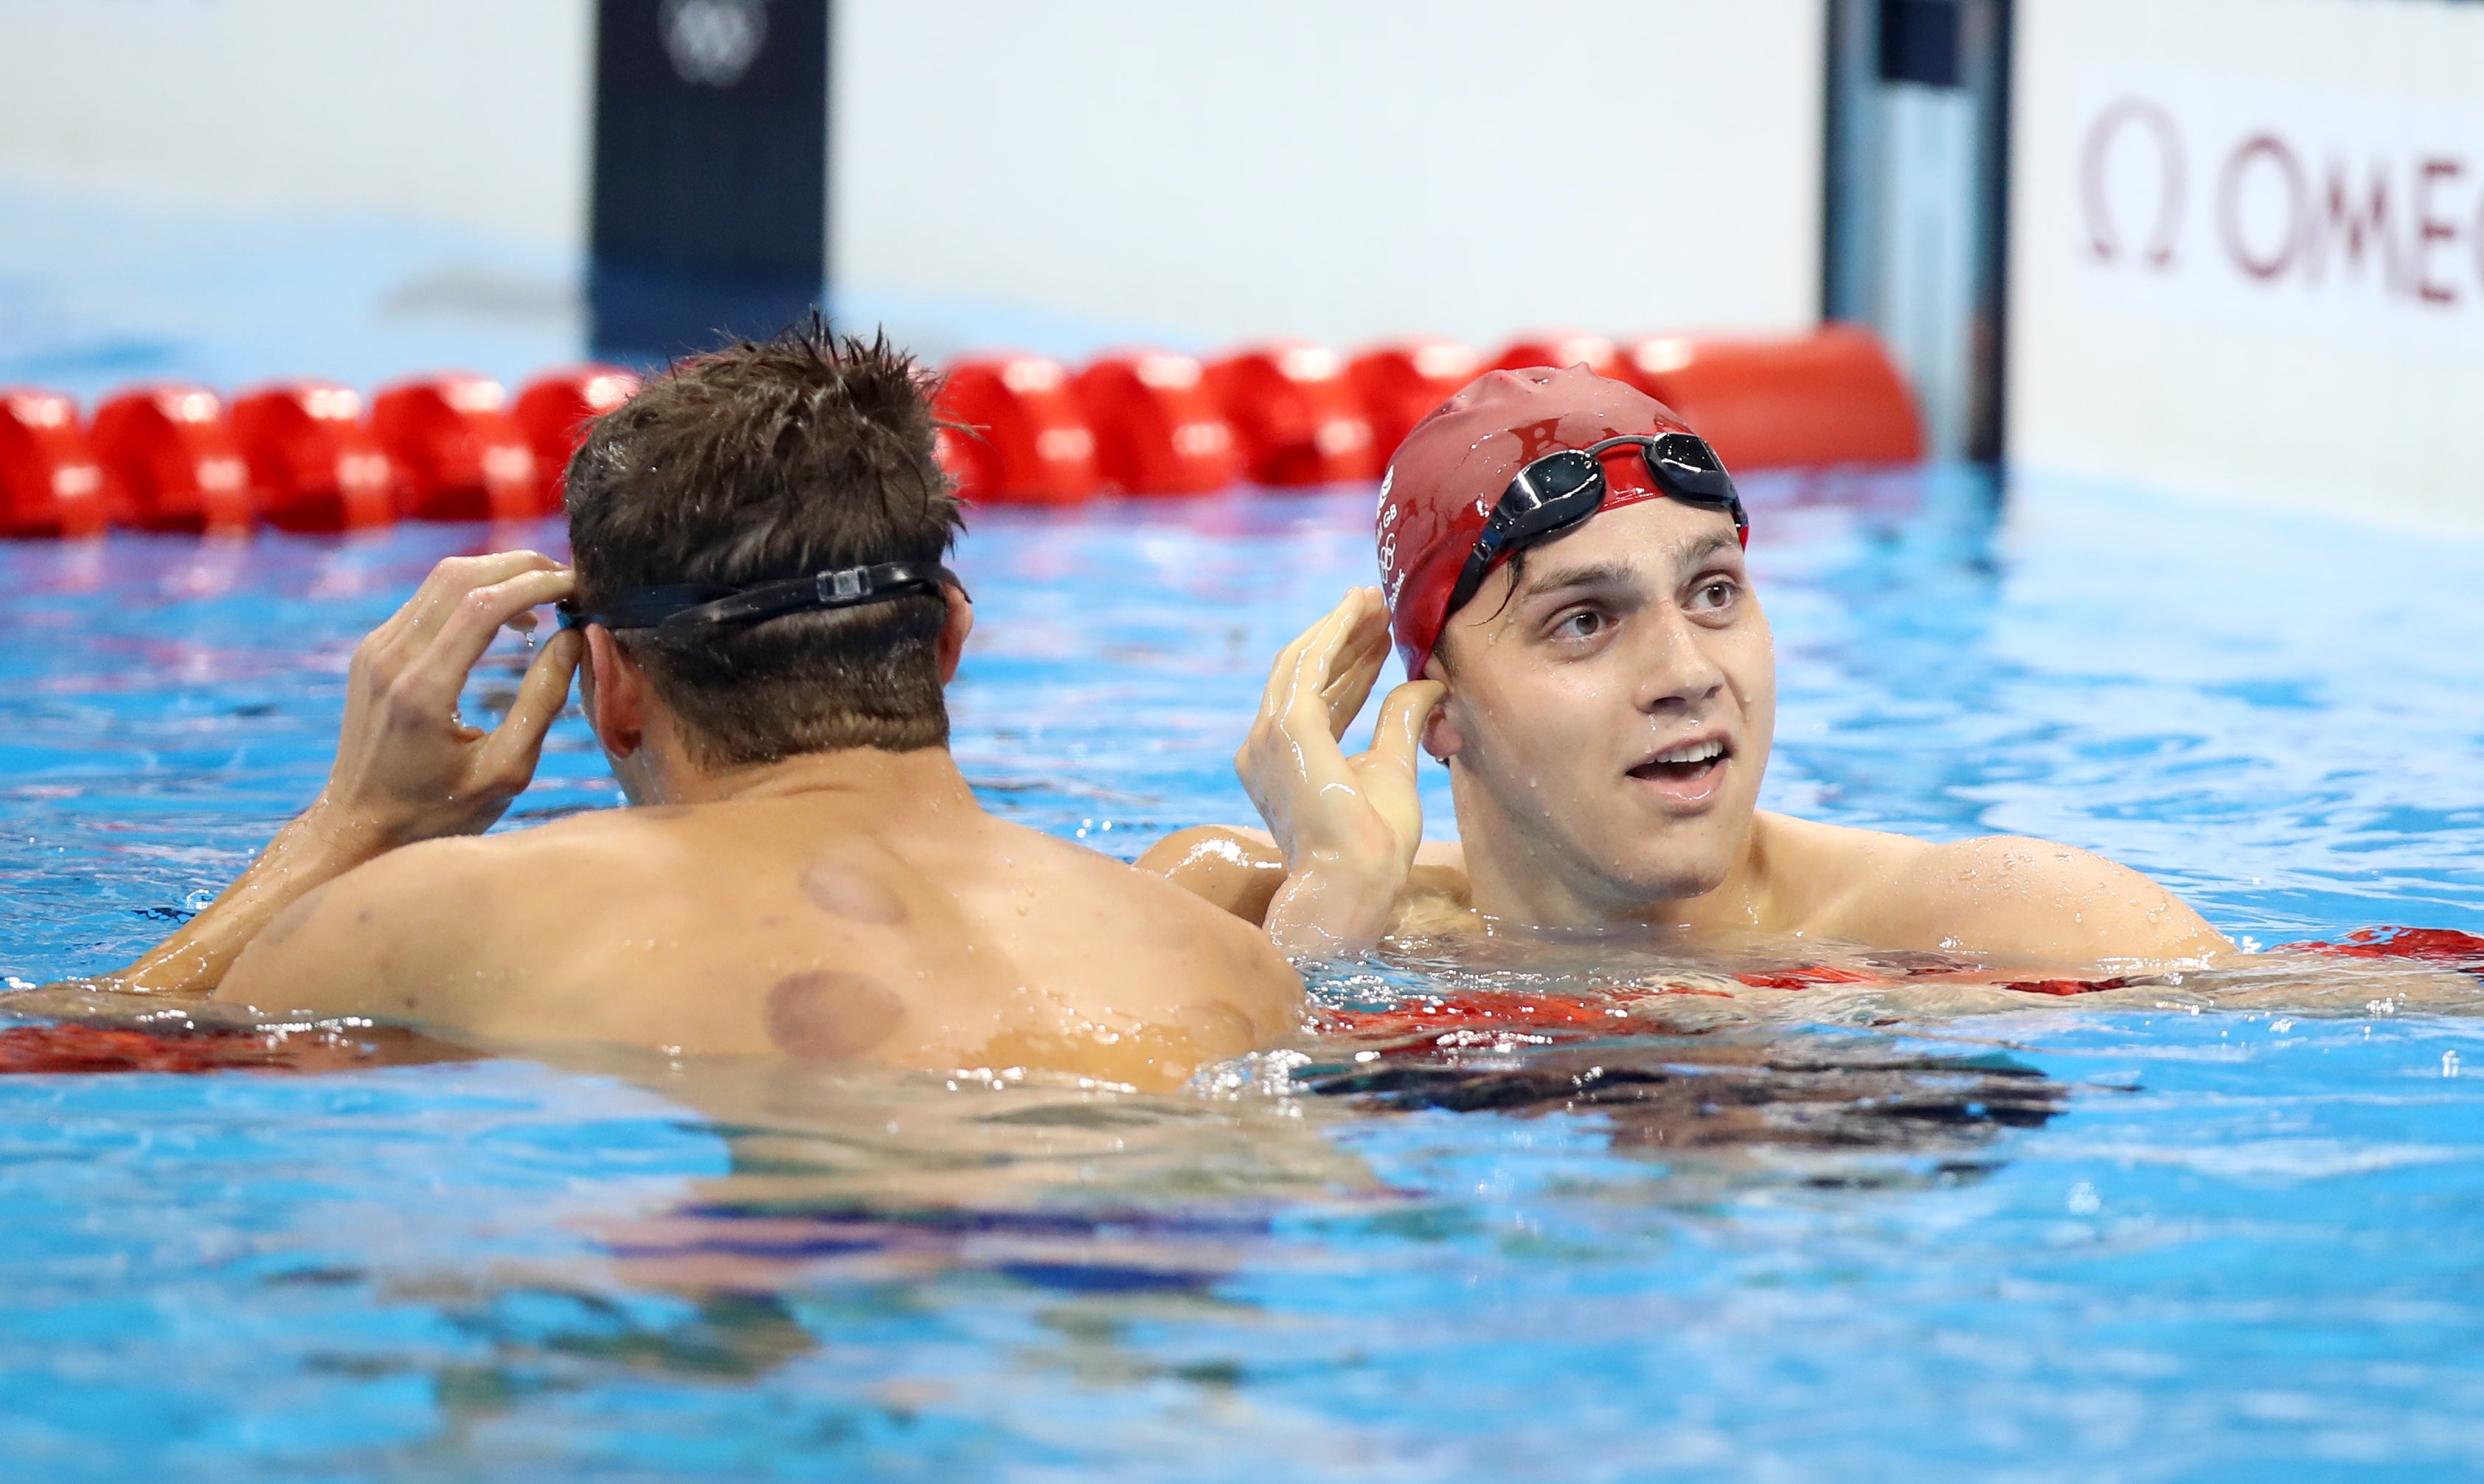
[1517,532,1744,601]
[1519,558,1637,600]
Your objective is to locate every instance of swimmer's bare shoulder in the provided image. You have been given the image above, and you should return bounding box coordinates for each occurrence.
[213,804,752,1031]
[989,819,1302,1030]
[1144,815,2224,967]
[212,828,527,1023]
[1753,812,2231,965]
[1139,824,1473,936]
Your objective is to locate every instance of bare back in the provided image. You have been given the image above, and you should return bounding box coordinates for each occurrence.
[219,769,1302,1092]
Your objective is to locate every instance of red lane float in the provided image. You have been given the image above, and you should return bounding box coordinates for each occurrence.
[1618,325,1921,471]
[229,382,395,533]
[0,1021,475,1074]
[1316,988,1625,1042]
[89,384,257,533]
[1347,339,1478,465]
[1489,330,1621,381]
[0,323,1937,539]
[0,1024,333,1074]
[934,354,1100,505]
[371,373,541,522]
[1071,350,1240,496]
[1204,341,1378,487]
[2283,926,2484,972]
[514,365,642,507]
[0,388,110,538]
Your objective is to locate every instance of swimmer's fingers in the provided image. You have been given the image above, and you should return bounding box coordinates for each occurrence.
[1278,589,1384,735]
[1256,591,1364,735]
[1349,679,1445,860]
[1315,592,1393,739]
[468,628,583,808]
[361,552,566,668]
[1241,594,1370,816]
[1359,679,1446,779]
[396,568,578,718]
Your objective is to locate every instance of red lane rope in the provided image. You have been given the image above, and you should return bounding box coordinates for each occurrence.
[3,929,2471,1075]
[0,1021,466,1075]
[2278,926,2484,971]
[3,327,1921,535]
[0,1023,363,1074]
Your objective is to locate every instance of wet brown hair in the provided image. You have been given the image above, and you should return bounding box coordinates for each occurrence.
[565,317,964,766]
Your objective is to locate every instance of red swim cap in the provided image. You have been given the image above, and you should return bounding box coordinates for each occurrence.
[1376,364,1717,676]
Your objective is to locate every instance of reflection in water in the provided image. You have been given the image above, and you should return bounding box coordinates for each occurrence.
[1,927,2475,1408]
[1303,1039,2071,1156]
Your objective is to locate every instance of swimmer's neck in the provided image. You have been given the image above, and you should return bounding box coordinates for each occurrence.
[1455,799,1784,936]
[624,736,979,816]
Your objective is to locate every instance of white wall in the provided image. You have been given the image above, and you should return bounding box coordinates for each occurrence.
[0,1,1825,353]
[832,0,1827,349]
[0,0,592,245]
[2011,0,2484,533]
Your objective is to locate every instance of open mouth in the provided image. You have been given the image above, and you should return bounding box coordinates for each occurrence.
[1627,736,1731,791]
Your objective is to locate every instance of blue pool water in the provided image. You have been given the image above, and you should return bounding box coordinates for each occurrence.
[2,463,2483,1480]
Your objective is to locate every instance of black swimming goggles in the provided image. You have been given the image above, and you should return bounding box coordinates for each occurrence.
[556,559,967,634]
[1444,434,1746,619]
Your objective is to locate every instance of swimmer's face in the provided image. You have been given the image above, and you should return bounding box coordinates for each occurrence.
[1426,496,1774,914]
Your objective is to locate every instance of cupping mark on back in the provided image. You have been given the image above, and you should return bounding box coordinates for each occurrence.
[799,857,910,926]
[766,971,906,1058]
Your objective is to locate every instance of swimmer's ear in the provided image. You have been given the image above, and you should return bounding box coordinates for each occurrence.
[1419,652,1461,763]
[583,626,648,759]
[934,584,974,685]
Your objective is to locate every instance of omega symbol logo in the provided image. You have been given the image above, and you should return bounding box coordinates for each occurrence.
[661,0,769,88]
[2082,97,2188,269]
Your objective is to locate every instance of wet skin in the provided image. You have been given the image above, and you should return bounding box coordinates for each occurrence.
[226,760,1294,1088]
[119,553,1298,1091]
[1145,497,2233,969]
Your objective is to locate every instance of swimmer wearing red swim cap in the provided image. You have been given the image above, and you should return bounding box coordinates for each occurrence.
[1144,364,2234,969]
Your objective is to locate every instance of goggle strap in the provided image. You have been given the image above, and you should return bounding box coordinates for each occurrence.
[563,559,968,633]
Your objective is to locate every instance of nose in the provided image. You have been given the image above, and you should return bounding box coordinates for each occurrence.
[1629,600,1727,716]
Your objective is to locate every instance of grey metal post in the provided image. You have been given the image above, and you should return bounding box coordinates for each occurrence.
[1823,0,2013,463]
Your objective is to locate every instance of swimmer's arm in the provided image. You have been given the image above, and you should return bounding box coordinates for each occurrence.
[106,554,579,995]
[1139,822,1409,954]
[1137,825,1288,925]
[1140,824,1469,935]
[209,867,399,1019]
[1865,836,2231,968]
[211,838,483,1021]
[114,809,398,997]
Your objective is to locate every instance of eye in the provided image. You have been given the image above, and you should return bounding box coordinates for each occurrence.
[1549,608,1609,642]
[1686,578,1740,613]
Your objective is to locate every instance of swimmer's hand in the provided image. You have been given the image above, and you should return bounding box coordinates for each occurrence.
[106,554,580,996]
[313,552,583,851]
[1237,586,1443,959]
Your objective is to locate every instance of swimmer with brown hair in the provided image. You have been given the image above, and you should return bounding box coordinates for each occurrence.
[108,322,1297,1090]
[1142,365,2236,972]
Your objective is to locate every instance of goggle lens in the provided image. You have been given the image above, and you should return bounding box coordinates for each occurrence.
[1503,450,1606,541]
[1438,434,1746,630]
[1648,434,1736,502]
